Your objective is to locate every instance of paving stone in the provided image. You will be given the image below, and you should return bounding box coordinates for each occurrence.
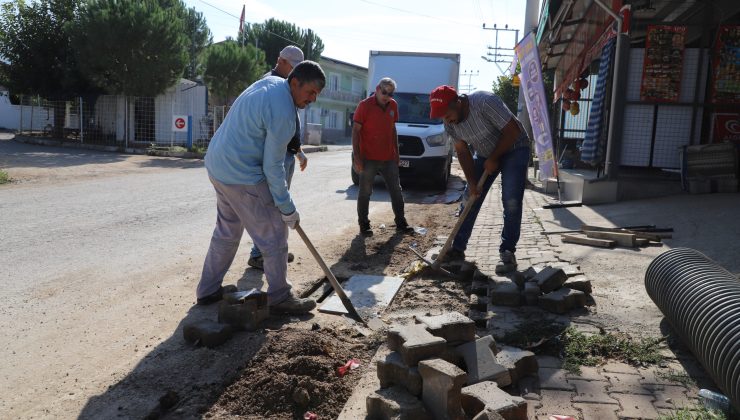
[637,366,689,386]
[471,407,505,420]
[510,272,527,289]
[473,269,490,282]
[489,283,522,307]
[469,294,490,312]
[606,372,659,395]
[565,366,607,382]
[495,345,538,384]
[542,262,583,277]
[573,402,618,420]
[602,361,640,375]
[418,358,467,420]
[651,385,693,409]
[538,368,575,391]
[377,351,423,396]
[417,312,476,343]
[366,385,431,420]
[523,282,541,305]
[457,336,511,386]
[467,309,492,328]
[440,344,465,367]
[521,267,538,280]
[533,267,568,293]
[525,399,540,419]
[461,381,527,420]
[470,279,490,296]
[387,323,447,366]
[535,389,576,418]
[182,320,233,348]
[538,288,587,314]
[613,393,660,419]
[460,262,478,281]
[217,296,269,331]
[570,379,619,404]
[564,278,592,294]
[536,355,563,369]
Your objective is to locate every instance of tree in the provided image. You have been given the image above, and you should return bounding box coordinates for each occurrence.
[0,0,93,137]
[201,40,266,105]
[73,0,188,97]
[182,7,212,80]
[492,75,520,115]
[240,18,324,65]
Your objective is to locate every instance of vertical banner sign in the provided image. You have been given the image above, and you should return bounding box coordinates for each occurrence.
[515,32,556,181]
[640,25,687,102]
[710,25,740,104]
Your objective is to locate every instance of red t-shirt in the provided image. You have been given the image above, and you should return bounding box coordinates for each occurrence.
[353,96,399,161]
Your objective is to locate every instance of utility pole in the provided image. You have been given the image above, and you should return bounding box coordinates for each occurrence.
[460,70,479,93]
[481,23,520,75]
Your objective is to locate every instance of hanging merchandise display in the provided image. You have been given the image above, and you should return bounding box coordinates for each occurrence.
[710,25,740,104]
[640,25,687,102]
[581,37,616,165]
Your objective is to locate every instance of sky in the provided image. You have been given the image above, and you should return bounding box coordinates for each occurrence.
[184,0,529,93]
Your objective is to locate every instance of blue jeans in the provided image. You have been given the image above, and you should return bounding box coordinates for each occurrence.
[251,152,296,258]
[452,146,530,254]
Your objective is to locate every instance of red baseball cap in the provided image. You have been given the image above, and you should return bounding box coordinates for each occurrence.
[429,85,458,119]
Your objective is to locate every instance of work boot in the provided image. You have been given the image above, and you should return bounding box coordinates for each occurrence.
[270,292,317,315]
[248,253,295,270]
[496,250,517,274]
[196,285,238,305]
[359,221,373,237]
[437,248,465,263]
[395,218,415,234]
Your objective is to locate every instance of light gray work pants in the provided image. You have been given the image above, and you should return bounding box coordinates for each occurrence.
[196,176,291,304]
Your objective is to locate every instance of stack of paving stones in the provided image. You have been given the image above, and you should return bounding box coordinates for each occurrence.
[183,289,269,348]
[366,311,538,420]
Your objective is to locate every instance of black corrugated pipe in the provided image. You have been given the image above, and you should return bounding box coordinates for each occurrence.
[645,248,740,412]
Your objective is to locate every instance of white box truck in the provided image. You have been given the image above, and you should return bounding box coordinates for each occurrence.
[352,51,460,189]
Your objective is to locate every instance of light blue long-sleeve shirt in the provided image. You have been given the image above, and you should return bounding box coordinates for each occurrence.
[205,77,297,215]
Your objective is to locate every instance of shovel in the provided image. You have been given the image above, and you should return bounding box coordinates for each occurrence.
[295,224,368,326]
[412,171,491,274]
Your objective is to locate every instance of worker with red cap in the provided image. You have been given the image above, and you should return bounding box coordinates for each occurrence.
[429,85,530,274]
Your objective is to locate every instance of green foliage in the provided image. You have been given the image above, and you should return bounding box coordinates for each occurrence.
[240,18,324,65]
[562,327,665,374]
[73,0,188,96]
[0,0,92,97]
[201,40,266,104]
[182,7,212,80]
[0,169,9,184]
[657,405,726,420]
[492,75,520,115]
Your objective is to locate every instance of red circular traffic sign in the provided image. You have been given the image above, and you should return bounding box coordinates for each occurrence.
[175,118,186,129]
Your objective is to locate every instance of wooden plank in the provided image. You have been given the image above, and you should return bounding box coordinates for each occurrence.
[561,234,616,248]
[583,230,637,247]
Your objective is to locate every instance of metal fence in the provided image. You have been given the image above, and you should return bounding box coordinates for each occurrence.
[14,88,225,150]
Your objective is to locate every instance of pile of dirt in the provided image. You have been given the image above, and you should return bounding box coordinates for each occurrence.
[207,327,373,419]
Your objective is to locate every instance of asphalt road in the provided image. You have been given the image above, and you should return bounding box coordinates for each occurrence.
[0,136,442,417]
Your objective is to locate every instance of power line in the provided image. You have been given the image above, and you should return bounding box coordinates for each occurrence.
[196,0,303,45]
[358,0,480,28]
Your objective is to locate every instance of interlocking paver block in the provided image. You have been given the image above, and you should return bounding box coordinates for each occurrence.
[467,309,491,328]
[570,379,618,404]
[573,402,618,420]
[538,368,575,391]
[495,345,537,384]
[613,393,660,419]
[565,366,607,382]
[417,312,476,344]
[517,375,541,400]
[523,282,540,306]
[461,381,527,420]
[521,267,538,280]
[538,288,587,314]
[387,323,447,366]
[489,282,521,307]
[470,279,490,296]
[377,351,423,396]
[533,266,568,293]
[651,385,693,409]
[535,390,576,418]
[471,407,505,419]
[457,336,511,386]
[602,361,640,375]
[182,320,233,348]
[418,358,467,420]
[217,296,269,331]
[536,355,563,369]
[469,294,490,312]
[564,276,592,294]
[606,372,658,395]
[366,386,431,420]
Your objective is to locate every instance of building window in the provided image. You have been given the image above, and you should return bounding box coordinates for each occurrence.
[351,77,363,94]
[328,73,340,92]
[307,107,321,123]
[327,110,343,129]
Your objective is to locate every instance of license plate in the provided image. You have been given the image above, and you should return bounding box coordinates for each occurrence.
[399,160,410,168]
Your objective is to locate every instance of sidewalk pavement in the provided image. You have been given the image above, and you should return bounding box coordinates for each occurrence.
[464,180,703,419]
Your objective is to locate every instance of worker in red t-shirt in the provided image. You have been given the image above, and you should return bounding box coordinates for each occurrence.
[352,77,414,236]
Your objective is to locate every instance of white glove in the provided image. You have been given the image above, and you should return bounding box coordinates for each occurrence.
[281,210,300,229]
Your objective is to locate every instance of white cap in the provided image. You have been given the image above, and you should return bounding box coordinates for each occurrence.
[279,45,304,68]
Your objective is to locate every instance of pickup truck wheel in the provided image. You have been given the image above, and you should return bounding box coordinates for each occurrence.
[433,158,451,190]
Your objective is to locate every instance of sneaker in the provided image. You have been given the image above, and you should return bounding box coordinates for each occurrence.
[269,292,317,315]
[196,285,238,305]
[496,250,517,274]
[395,219,415,234]
[247,255,263,270]
[438,248,465,263]
[359,222,373,237]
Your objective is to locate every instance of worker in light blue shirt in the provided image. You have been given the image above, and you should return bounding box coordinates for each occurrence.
[196,61,326,315]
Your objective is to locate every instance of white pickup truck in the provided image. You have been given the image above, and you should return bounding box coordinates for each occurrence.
[352,51,461,189]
